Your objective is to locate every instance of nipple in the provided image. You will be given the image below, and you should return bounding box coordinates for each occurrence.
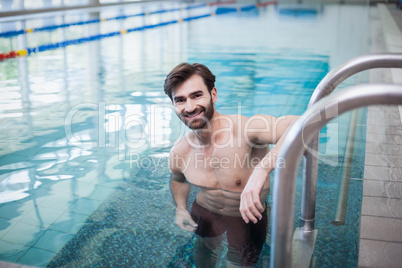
[236,180,241,186]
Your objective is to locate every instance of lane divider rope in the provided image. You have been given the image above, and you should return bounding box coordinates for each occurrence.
[0,1,277,62]
[0,0,238,38]
[0,3,207,37]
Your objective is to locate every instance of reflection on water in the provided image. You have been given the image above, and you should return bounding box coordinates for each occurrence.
[0,2,369,267]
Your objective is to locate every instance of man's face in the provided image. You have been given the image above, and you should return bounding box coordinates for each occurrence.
[172,74,217,130]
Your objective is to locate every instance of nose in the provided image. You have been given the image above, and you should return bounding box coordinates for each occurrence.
[185,99,196,113]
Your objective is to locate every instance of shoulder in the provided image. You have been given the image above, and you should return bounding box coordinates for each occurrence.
[248,114,276,126]
[225,114,250,129]
[228,114,276,134]
[168,134,191,174]
[226,114,275,126]
[246,114,299,144]
[245,114,298,131]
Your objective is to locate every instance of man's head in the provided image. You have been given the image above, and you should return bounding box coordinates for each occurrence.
[164,63,217,129]
[164,63,216,101]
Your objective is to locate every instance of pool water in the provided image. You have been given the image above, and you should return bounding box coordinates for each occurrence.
[0,1,370,267]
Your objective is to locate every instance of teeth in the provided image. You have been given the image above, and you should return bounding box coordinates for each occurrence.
[187,111,202,118]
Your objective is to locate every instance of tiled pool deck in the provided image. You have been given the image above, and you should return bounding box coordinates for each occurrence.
[358,3,402,268]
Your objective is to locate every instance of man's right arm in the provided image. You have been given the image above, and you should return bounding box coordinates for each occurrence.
[169,149,197,232]
[170,172,191,211]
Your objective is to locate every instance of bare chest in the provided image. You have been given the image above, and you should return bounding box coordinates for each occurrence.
[182,146,254,190]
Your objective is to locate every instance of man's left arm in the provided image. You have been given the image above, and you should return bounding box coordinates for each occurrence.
[240,114,299,224]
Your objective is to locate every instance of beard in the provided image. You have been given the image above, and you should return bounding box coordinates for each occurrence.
[178,98,215,130]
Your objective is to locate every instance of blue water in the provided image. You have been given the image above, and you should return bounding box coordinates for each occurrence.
[0,1,370,267]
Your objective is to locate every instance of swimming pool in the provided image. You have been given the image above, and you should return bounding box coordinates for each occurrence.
[0,1,370,267]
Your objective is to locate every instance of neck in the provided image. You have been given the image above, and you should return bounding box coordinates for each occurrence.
[191,111,222,145]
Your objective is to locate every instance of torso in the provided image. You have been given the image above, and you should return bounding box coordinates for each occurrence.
[174,114,271,216]
[195,187,270,216]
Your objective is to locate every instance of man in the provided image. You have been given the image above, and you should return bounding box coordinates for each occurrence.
[164,63,298,267]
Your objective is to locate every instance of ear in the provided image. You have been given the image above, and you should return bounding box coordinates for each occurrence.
[211,87,218,103]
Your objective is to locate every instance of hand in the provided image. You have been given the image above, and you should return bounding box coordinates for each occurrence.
[175,208,198,232]
[240,169,267,224]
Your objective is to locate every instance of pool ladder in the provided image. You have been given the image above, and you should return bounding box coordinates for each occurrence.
[269,53,402,267]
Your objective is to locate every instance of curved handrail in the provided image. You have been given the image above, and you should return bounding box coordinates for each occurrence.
[308,53,402,107]
[300,53,402,231]
[270,84,402,268]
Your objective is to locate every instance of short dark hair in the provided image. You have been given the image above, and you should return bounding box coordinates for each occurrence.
[164,63,216,101]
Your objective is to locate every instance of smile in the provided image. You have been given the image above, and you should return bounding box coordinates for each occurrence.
[185,110,203,118]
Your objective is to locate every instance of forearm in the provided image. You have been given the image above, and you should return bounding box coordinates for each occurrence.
[170,178,191,210]
[255,118,296,174]
[241,115,298,223]
[255,144,281,175]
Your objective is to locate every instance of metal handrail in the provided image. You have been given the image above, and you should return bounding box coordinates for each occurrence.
[270,84,402,268]
[332,108,359,226]
[300,53,402,231]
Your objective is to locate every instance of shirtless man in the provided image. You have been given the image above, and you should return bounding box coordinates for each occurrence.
[164,63,298,267]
